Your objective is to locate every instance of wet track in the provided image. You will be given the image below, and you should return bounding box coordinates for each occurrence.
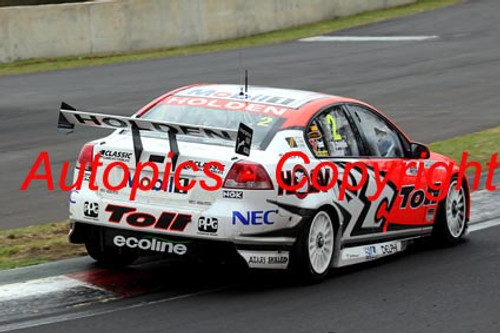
[1,0,500,332]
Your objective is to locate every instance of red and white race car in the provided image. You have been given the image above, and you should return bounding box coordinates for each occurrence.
[61,83,470,282]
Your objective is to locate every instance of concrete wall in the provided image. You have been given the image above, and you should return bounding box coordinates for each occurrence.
[0,0,416,63]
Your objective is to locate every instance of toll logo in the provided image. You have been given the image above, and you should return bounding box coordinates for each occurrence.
[105,204,191,231]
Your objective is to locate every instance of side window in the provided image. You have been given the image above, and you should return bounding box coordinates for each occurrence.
[348,105,404,158]
[307,106,360,157]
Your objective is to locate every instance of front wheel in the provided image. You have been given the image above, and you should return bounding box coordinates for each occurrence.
[433,178,468,246]
[291,210,335,283]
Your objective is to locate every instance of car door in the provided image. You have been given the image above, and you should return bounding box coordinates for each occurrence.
[306,104,399,244]
[343,103,433,239]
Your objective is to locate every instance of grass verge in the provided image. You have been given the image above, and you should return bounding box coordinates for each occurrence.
[0,0,461,76]
[1,124,498,270]
[0,221,85,270]
[429,126,500,167]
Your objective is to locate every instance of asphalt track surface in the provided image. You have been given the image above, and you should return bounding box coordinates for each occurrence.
[1,0,500,229]
[1,0,500,332]
[1,210,500,333]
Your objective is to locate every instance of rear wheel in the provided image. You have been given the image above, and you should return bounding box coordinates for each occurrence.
[433,178,468,245]
[85,231,138,267]
[291,210,335,283]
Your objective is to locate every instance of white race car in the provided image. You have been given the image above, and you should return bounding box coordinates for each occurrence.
[62,83,469,282]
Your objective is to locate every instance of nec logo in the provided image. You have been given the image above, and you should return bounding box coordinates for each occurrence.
[232,210,278,225]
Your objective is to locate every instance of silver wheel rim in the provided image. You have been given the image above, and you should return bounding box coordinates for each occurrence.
[446,180,466,238]
[308,211,334,275]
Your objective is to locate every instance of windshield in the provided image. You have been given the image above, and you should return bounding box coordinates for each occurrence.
[140,104,283,148]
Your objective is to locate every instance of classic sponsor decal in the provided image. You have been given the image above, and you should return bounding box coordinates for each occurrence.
[222,190,243,199]
[185,161,224,175]
[198,216,218,233]
[99,150,133,162]
[112,235,187,255]
[232,210,278,225]
[105,204,191,231]
[83,201,99,218]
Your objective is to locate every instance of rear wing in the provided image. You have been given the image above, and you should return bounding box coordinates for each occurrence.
[57,102,253,166]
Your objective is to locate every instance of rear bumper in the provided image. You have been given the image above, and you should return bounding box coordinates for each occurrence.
[70,221,293,269]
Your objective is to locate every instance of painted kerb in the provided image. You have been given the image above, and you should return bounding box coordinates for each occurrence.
[0,0,416,63]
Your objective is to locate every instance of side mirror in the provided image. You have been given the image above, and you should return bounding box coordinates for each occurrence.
[410,142,430,159]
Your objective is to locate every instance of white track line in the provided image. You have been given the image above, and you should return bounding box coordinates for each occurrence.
[469,217,500,233]
[0,276,104,302]
[299,36,438,42]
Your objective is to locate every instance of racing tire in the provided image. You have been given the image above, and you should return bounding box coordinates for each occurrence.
[291,210,335,283]
[85,233,138,267]
[432,177,468,246]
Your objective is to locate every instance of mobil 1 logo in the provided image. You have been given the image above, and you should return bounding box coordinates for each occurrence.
[84,202,99,218]
[198,217,218,233]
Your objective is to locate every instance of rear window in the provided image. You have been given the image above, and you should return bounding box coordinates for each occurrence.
[140,104,283,148]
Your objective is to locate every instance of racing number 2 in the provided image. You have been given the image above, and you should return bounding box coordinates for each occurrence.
[257,117,273,127]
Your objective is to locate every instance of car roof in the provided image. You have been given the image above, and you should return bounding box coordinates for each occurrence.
[139,83,390,131]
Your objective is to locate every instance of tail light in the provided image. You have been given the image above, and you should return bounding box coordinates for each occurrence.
[77,144,94,170]
[223,162,274,190]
